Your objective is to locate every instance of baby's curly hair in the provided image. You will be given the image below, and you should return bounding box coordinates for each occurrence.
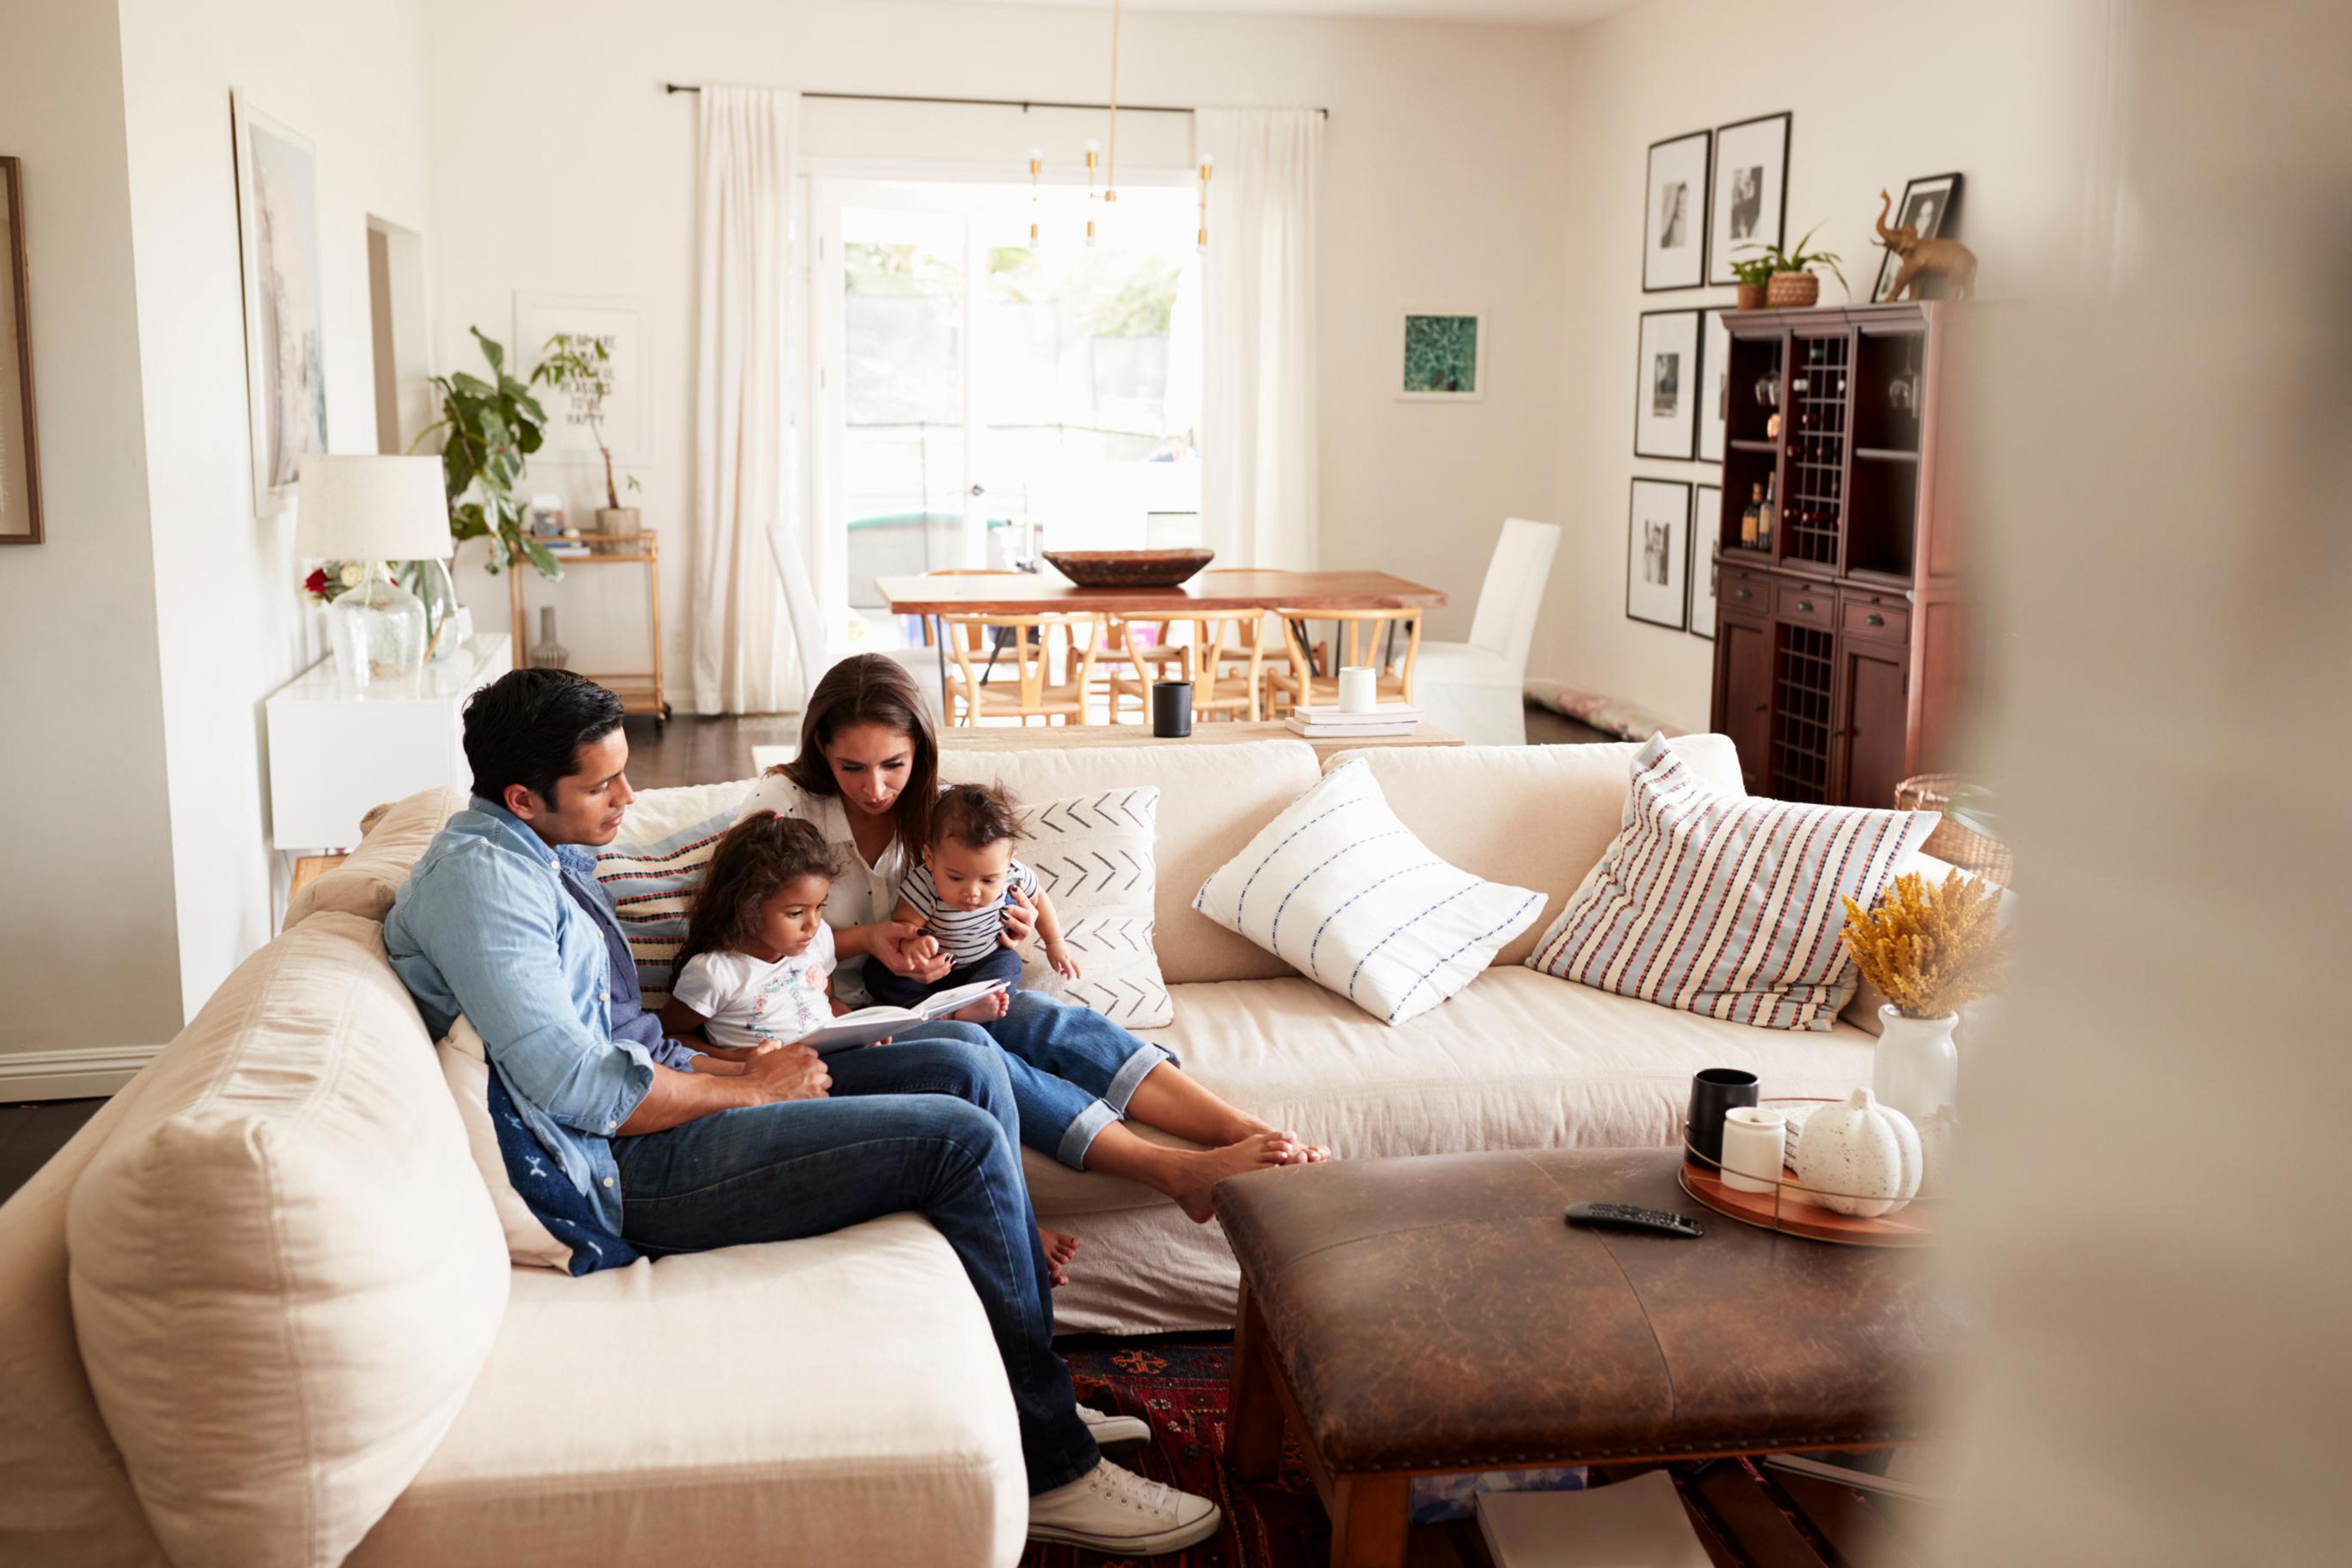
[930,783,1026,852]
[675,812,841,972]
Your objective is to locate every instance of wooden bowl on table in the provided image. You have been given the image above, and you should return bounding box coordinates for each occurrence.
[1043,549,1216,589]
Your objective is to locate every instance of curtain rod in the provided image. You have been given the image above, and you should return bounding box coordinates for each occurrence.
[662,83,1329,119]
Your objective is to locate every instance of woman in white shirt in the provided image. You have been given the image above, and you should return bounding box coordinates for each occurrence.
[735,655,1323,1222]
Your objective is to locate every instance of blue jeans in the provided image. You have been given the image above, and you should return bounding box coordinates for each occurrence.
[611,1025,1099,1494]
[982,990,1174,1169]
[864,942,1026,1009]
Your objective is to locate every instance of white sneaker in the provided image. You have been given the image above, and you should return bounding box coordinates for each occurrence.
[1028,1457,1221,1553]
[1077,1401,1152,1448]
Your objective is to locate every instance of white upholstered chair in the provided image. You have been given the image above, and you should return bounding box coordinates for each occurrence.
[1411,517,1561,746]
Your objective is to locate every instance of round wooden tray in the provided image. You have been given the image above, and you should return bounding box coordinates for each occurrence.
[1680,1099,1939,1248]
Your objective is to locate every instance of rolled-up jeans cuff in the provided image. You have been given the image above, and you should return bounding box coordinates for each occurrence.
[1103,1042,1172,1114]
[1055,1098,1120,1170]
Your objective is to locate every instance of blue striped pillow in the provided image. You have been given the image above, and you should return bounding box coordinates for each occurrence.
[1526,735,1938,1030]
[592,810,736,1004]
[1193,759,1545,1025]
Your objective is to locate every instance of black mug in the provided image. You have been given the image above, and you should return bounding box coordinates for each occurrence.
[1685,1068,1760,1167]
[1152,680,1194,737]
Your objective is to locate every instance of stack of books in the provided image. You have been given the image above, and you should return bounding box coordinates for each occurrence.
[1285,702,1421,740]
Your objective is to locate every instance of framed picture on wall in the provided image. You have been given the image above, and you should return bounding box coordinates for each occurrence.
[1397,310,1484,400]
[1698,307,1732,463]
[516,292,655,464]
[233,92,330,517]
[1643,130,1711,291]
[1634,309,1701,460]
[0,157,42,545]
[1874,172,1966,300]
[1689,483,1721,638]
[1708,111,1791,286]
[1626,478,1690,631]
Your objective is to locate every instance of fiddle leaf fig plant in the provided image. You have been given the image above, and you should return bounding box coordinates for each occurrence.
[412,325,559,578]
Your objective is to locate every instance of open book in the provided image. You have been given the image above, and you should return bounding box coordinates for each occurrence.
[790,979,1010,1055]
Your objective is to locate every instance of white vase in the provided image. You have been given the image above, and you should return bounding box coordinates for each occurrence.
[1872,1005,1959,1123]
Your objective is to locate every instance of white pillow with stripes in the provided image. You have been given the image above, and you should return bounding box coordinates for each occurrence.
[1192,759,1545,1026]
[1526,734,1939,1030]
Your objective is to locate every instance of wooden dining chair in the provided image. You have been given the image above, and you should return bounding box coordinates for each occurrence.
[940,612,1104,727]
[1185,613,1280,722]
[1099,616,1189,724]
[1268,608,1423,712]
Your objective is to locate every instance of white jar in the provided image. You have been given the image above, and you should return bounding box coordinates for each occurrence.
[1719,1105,1787,1195]
[1872,1006,1959,1123]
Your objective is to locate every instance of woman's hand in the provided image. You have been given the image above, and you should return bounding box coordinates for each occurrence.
[739,1043,831,1103]
[1000,888,1040,950]
[864,920,952,983]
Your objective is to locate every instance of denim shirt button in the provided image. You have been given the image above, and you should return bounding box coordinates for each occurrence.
[602,1176,614,1188]
[605,1120,617,1131]
[598,989,610,1003]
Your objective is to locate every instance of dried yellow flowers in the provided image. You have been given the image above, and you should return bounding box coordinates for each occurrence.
[1839,870,2008,1019]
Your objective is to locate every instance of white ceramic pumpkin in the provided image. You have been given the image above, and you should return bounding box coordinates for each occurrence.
[1791,1088,1923,1217]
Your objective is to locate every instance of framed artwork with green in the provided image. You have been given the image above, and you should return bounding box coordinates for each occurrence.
[1398,310,1484,401]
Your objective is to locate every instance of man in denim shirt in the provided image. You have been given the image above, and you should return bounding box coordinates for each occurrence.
[384,669,1218,1555]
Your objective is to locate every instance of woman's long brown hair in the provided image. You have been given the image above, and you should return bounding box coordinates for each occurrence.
[773,653,940,861]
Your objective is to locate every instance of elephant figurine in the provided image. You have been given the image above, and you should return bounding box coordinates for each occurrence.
[1875,189,1978,301]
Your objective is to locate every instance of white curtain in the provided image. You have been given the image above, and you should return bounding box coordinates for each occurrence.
[690,85,803,714]
[1197,108,1322,571]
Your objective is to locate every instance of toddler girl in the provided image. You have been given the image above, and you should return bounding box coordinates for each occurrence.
[661,812,848,1054]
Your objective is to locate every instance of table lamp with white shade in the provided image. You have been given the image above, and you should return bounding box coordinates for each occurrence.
[294,454,453,684]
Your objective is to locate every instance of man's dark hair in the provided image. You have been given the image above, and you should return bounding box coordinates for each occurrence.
[929,783,1026,852]
[462,669,627,807]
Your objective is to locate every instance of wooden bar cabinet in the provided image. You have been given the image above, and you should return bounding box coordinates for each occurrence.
[1709,301,1968,806]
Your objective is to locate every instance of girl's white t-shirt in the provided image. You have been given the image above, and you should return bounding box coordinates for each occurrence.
[669,923,837,1051]
[734,774,912,1006]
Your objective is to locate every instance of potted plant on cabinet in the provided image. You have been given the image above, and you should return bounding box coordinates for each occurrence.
[1729,252,1776,311]
[414,326,561,578]
[531,332,640,551]
[1734,223,1849,309]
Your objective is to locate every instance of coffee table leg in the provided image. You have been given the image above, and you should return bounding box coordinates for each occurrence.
[1329,1474,1409,1568]
[1228,1284,1286,1481]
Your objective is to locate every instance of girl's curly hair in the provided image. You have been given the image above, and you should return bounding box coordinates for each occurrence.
[675,812,841,973]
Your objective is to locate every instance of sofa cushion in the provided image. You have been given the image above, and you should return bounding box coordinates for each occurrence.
[1328,734,1747,968]
[1016,786,1172,1027]
[282,786,467,929]
[346,1216,1027,1568]
[943,737,1322,984]
[1527,735,1937,1031]
[1192,758,1545,1025]
[64,912,510,1568]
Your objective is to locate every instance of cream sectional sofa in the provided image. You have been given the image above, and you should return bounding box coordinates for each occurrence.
[0,735,1893,1568]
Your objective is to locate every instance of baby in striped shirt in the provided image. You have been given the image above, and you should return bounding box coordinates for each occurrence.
[867,783,1080,1010]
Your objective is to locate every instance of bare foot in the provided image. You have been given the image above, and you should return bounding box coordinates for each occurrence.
[1167,1130,1297,1223]
[951,990,1012,1025]
[1039,1226,1079,1288]
[1233,1116,1329,1166]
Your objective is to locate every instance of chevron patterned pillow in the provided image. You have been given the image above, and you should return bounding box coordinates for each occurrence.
[1015,786,1172,1028]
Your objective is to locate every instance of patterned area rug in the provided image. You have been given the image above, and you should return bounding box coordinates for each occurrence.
[1024,1334,1332,1568]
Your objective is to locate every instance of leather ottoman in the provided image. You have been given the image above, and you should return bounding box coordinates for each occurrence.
[1216,1148,1960,1567]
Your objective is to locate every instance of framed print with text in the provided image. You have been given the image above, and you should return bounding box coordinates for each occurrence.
[1626,478,1691,631]
[1643,130,1710,291]
[1634,309,1701,460]
[1708,111,1790,286]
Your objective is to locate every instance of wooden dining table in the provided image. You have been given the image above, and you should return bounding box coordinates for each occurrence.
[876,568,1448,714]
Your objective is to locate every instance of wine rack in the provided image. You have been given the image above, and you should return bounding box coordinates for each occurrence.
[1781,335,1848,569]
[1771,622,1835,803]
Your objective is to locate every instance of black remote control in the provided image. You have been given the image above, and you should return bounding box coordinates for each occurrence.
[1563,1201,1705,1239]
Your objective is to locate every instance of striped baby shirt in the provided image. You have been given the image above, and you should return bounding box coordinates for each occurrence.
[899,858,1042,969]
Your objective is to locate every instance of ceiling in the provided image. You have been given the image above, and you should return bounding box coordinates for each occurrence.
[945,0,1640,24]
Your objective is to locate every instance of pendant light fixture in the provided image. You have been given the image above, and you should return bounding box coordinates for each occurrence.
[1028,147,1043,245]
[1102,0,1122,216]
[1083,139,1100,247]
[1197,153,1213,251]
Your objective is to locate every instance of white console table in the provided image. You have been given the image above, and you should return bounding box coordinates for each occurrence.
[265,635,512,852]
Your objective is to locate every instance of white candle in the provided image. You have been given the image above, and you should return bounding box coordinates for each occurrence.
[1720,1105,1788,1195]
[1338,665,1378,714]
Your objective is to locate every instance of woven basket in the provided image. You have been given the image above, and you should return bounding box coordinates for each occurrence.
[1735,282,1767,311]
[1766,270,1821,309]
[1895,773,2014,887]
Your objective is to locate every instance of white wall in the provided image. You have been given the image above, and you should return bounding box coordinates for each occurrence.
[117,0,438,1017]
[420,0,1577,691]
[1540,0,2098,730]
[0,0,186,1084]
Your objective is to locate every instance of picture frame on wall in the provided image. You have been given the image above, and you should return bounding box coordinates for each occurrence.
[1690,483,1721,638]
[0,157,43,545]
[1634,309,1701,460]
[516,292,656,464]
[1642,130,1710,292]
[1625,478,1690,631]
[1708,111,1791,286]
[1874,172,1966,301]
[1397,310,1484,400]
[232,92,330,518]
[1698,307,1732,463]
